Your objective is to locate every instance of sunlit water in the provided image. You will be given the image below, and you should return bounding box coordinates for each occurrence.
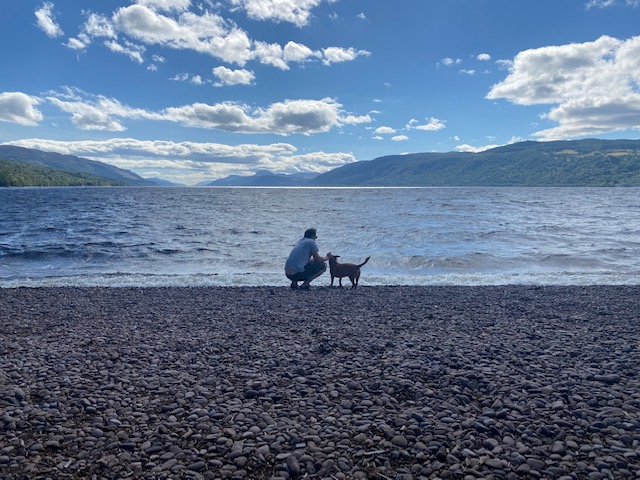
[1,187,639,287]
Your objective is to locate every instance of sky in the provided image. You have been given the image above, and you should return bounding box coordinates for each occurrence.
[1,0,640,185]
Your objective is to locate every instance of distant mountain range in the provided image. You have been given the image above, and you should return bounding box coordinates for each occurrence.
[2,139,640,187]
[199,170,319,187]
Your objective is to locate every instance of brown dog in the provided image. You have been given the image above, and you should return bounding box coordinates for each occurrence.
[327,253,370,289]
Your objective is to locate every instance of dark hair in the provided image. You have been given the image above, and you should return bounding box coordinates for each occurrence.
[304,228,317,239]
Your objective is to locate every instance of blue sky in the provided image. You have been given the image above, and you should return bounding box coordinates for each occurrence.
[1,0,640,185]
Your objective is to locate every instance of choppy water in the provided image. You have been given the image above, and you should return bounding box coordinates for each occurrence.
[1,186,639,287]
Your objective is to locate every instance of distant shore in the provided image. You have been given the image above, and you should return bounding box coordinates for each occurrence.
[1,286,639,479]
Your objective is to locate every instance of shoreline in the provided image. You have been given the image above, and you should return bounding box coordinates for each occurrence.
[1,286,639,478]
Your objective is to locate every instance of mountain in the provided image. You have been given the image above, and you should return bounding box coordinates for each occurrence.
[3,139,640,188]
[0,159,127,187]
[310,139,640,187]
[202,170,319,186]
[0,145,156,186]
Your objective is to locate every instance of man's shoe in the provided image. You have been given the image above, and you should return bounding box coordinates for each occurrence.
[290,281,299,289]
[299,283,310,290]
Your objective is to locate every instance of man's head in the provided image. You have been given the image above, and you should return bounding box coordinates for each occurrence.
[304,228,317,239]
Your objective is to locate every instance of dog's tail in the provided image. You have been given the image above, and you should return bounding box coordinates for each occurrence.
[358,256,371,268]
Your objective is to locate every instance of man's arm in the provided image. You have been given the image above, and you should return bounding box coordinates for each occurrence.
[312,251,330,262]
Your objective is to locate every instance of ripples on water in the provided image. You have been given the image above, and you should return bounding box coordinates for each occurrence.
[1,187,639,286]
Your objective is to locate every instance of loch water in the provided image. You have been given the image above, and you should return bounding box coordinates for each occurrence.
[1,186,639,287]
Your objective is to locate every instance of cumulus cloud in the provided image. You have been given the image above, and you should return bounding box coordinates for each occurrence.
[341,114,373,125]
[455,143,501,153]
[374,126,396,134]
[322,46,371,65]
[42,87,348,135]
[0,92,44,126]
[164,98,342,134]
[62,2,367,72]
[228,0,324,27]
[45,87,163,131]
[137,0,192,12]
[477,53,491,61]
[455,137,522,153]
[35,2,64,38]
[391,135,408,141]
[487,35,640,139]
[408,117,446,131]
[212,66,255,86]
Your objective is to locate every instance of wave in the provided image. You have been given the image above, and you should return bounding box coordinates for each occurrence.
[2,270,639,289]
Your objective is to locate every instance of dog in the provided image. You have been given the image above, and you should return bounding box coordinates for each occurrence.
[327,253,370,289]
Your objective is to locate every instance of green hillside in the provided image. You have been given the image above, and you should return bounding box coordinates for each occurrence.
[311,139,640,187]
[0,159,126,187]
[0,145,155,186]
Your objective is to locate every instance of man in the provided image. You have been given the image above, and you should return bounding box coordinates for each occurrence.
[285,228,330,290]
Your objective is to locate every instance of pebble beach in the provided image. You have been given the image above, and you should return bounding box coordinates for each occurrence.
[1,285,639,479]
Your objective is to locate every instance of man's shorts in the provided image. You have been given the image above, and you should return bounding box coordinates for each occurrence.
[286,261,326,281]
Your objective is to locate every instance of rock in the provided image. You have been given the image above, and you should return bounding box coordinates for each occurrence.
[286,455,301,476]
[391,435,408,447]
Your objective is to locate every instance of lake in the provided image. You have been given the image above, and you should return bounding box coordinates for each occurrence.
[1,187,639,287]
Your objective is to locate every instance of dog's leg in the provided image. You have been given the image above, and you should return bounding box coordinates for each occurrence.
[354,269,361,289]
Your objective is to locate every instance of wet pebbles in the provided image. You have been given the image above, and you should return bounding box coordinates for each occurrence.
[1,285,639,479]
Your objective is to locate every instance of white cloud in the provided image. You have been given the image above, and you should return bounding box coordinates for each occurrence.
[487,35,640,139]
[356,12,367,20]
[586,0,640,8]
[0,92,44,126]
[84,13,117,38]
[105,39,146,63]
[45,87,162,131]
[228,0,324,27]
[65,3,367,71]
[284,41,319,63]
[170,73,205,84]
[496,59,513,70]
[112,5,255,65]
[322,47,371,65]
[477,53,491,61]
[212,66,255,86]
[460,69,476,75]
[391,135,408,141]
[455,143,500,153]
[35,2,64,38]
[455,136,522,153]
[164,97,342,134]
[264,151,356,173]
[43,88,355,135]
[409,117,446,131]
[137,0,192,12]
[441,57,461,66]
[341,114,373,125]
[374,126,396,134]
